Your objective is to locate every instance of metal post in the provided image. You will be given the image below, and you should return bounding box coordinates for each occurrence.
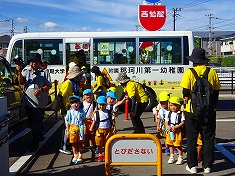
[54,80,58,120]
[0,97,9,175]
[231,71,234,94]
[125,94,129,120]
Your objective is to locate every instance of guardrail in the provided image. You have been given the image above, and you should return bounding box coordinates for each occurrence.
[217,71,234,94]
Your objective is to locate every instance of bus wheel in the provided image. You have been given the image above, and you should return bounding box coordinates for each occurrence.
[144,86,157,112]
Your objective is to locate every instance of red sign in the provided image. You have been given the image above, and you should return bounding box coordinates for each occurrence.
[75,44,81,49]
[138,5,166,31]
[82,44,89,49]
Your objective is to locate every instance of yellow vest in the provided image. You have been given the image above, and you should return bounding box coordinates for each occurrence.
[124,81,149,103]
[180,65,220,113]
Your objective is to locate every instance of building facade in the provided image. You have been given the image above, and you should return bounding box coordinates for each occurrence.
[0,35,10,57]
[220,33,235,56]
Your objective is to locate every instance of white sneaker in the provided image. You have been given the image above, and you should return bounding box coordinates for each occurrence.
[168,156,175,164]
[59,149,71,155]
[176,157,183,165]
[186,165,197,174]
[204,167,211,174]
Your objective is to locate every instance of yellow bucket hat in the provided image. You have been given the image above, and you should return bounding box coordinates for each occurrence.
[81,66,86,70]
[169,96,181,105]
[158,91,170,102]
[108,87,116,92]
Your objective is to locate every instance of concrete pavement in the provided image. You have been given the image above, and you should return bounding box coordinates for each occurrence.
[10,108,235,176]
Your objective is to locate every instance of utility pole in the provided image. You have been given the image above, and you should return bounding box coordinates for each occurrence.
[10,19,15,37]
[23,26,28,33]
[172,8,181,31]
[0,19,10,35]
[206,13,214,55]
[0,19,15,37]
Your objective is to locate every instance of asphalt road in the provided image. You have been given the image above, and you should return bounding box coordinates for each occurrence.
[8,95,235,176]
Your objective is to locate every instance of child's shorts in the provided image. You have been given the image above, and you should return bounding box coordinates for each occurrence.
[165,130,182,147]
[85,118,94,135]
[197,134,216,146]
[68,125,85,143]
[197,138,202,146]
[95,128,112,147]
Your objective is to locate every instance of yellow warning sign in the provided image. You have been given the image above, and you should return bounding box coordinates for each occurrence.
[102,67,113,81]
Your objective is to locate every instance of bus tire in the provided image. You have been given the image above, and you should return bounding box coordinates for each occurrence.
[144,86,157,112]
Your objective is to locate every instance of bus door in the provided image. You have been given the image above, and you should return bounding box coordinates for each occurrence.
[65,38,91,70]
[65,38,91,88]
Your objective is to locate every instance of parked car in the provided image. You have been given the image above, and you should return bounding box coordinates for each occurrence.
[0,55,25,126]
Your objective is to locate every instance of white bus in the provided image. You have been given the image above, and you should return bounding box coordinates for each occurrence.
[6,31,194,111]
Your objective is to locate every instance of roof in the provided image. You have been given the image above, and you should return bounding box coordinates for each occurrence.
[0,35,10,42]
[193,31,235,39]
[222,32,235,40]
[1,31,235,42]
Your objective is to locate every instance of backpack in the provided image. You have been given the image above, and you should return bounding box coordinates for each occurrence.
[94,110,113,131]
[190,67,212,118]
[168,111,186,137]
[101,74,112,88]
[101,68,113,88]
[136,81,147,90]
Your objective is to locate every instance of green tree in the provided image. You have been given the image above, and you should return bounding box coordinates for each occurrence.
[221,56,235,67]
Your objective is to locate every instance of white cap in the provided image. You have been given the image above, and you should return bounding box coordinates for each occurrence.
[69,62,76,68]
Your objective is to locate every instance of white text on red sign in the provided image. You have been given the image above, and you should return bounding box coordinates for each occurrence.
[141,11,165,18]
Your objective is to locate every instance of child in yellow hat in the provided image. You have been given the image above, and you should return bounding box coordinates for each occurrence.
[108,87,116,93]
[80,65,90,89]
[165,96,185,165]
[153,91,170,155]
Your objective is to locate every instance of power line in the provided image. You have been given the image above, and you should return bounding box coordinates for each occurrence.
[175,0,212,10]
[0,19,15,37]
[168,0,212,30]
[214,21,235,30]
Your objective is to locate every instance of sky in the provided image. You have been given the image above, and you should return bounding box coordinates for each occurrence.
[0,0,235,35]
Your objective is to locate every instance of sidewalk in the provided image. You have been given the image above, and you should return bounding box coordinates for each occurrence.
[15,112,235,176]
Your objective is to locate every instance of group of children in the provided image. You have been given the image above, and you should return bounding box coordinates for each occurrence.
[64,87,126,164]
[153,91,203,165]
[64,85,203,165]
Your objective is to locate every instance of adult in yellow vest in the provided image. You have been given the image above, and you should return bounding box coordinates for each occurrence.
[180,48,220,174]
[91,66,107,95]
[116,73,149,133]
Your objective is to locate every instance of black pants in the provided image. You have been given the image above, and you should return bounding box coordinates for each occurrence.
[131,102,148,133]
[26,106,44,145]
[185,111,216,169]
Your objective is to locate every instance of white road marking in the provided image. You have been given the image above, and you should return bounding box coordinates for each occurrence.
[216,119,235,122]
[9,120,63,176]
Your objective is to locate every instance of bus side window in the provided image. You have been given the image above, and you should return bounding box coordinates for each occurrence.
[49,55,63,65]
